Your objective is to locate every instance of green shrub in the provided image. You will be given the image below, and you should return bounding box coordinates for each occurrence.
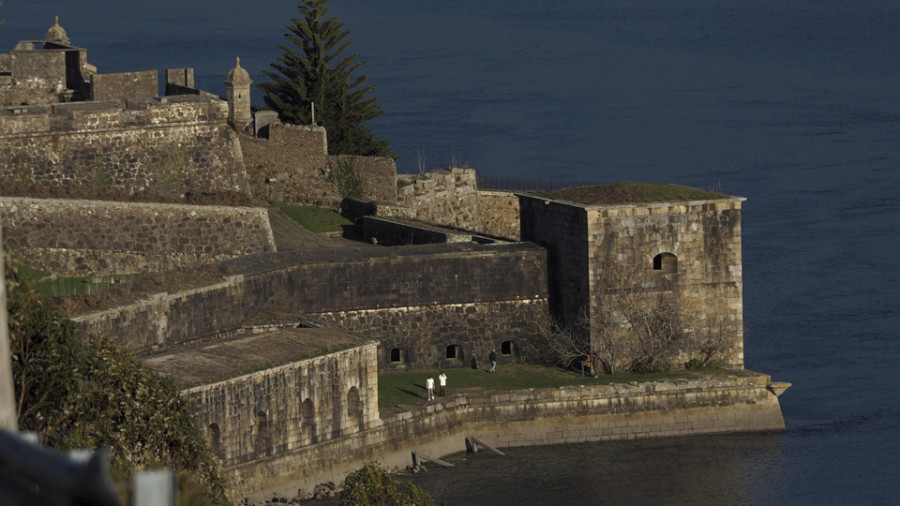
[5,262,228,504]
[340,462,437,506]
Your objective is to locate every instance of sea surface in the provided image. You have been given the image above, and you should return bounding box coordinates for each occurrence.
[3,1,899,504]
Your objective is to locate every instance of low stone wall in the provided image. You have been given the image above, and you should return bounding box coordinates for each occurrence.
[226,372,786,502]
[0,197,276,276]
[392,168,480,231]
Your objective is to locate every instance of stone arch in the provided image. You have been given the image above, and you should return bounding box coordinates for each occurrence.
[347,386,361,427]
[302,398,315,442]
[653,252,678,273]
[208,423,223,460]
[254,410,270,457]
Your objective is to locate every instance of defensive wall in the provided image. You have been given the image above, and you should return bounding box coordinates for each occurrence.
[240,122,397,207]
[520,194,746,368]
[0,197,276,276]
[73,243,550,369]
[0,95,250,198]
[176,342,380,469]
[228,372,787,501]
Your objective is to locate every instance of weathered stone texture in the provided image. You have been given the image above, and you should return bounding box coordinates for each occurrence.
[74,243,549,365]
[0,96,250,198]
[389,167,480,230]
[240,123,397,206]
[91,70,158,101]
[521,195,746,368]
[182,343,379,468]
[478,190,520,240]
[224,373,785,501]
[0,197,276,276]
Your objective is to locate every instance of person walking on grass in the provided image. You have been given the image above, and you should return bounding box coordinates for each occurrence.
[426,376,435,401]
[439,371,447,396]
[489,349,498,373]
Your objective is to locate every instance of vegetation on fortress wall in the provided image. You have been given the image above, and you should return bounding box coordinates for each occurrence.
[259,0,393,157]
[5,262,228,504]
[340,463,437,506]
[532,181,730,206]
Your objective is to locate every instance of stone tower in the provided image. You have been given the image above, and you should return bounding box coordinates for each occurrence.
[45,16,70,46]
[225,57,252,133]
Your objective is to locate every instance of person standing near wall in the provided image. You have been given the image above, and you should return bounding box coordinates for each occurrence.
[438,371,447,396]
[426,376,435,401]
[489,349,498,373]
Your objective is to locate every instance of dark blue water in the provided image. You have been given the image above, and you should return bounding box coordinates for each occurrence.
[4,1,899,503]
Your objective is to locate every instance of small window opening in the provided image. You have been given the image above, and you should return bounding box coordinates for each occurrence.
[501,340,515,355]
[390,347,406,363]
[653,253,678,273]
[446,344,462,360]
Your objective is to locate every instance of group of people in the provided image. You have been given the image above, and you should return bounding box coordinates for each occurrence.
[425,349,500,401]
[425,371,447,401]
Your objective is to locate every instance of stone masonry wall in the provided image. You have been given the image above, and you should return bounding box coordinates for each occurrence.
[521,194,746,368]
[91,70,158,101]
[478,190,520,240]
[183,343,380,468]
[240,123,397,206]
[0,197,276,276]
[0,46,67,106]
[389,167,480,231]
[73,243,549,365]
[585,199,746,368]
[224,373,786,501]
[0,95,250,199]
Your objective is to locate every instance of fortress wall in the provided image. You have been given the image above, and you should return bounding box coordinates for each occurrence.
[91,70,158,101]
[477,190,520,240]
[520,196,591,328]
[240,124,397,206]
[0,48,67,106]
[183,343,380,469]
[0,197,276,276]
[390,167,481,231]
[74,244,549,364]
[0,96,250,198]
[225,373,786,501]
[585,199,746,368]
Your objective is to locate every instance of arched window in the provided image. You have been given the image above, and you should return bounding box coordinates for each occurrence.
[445,344,462,360]
[501,340,516,356]
[255,411,270,456]
[390,347,406,363]
[653,252,678,273]
[208,423,222,460]
[347,387,361,421]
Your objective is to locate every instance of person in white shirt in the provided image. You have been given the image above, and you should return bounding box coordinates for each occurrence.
[426,376,435,401]
[438,371,447,396]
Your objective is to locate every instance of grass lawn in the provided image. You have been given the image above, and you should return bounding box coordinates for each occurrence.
[377,363,693,410]
[277,203,352,233]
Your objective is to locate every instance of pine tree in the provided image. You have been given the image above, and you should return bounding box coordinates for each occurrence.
[259,0,392,157]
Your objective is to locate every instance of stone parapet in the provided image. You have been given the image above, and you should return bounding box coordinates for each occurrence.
[225,372,786,502]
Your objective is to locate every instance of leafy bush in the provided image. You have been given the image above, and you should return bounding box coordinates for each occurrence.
[340,462,437,506]
[5,262,228,504]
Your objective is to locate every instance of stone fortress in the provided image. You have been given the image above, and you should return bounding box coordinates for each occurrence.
[0,20,788,501]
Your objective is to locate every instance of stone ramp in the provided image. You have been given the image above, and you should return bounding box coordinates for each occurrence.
[266,207,354,253]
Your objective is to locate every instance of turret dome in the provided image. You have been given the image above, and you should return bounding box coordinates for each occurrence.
[225,57,252,87]
[45,16,70,45]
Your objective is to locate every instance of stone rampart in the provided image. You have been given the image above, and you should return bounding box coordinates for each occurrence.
[0,95,250,198]
[225,372,786,501]
[73,243,549,366]
[240,123,396,206]
[182,343,380,469]
[0,197,276,276]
